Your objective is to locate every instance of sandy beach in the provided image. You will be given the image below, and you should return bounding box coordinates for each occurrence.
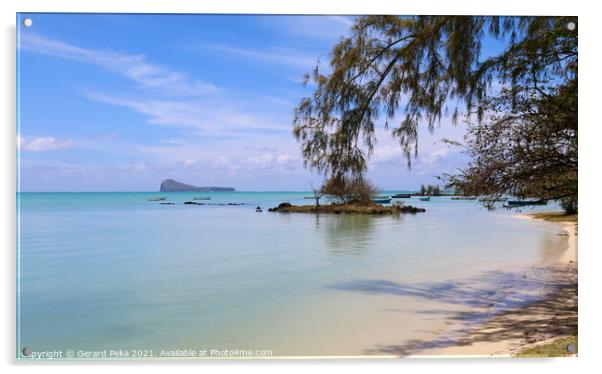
[415,214,578,357]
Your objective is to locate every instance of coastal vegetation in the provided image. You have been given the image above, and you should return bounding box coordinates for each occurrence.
[447,75,577,210]
[309,181,324,207]
[529,212,578,223]
[418,184,442,196]
[270,175,426,215]
[514,336,577,357]
[319,175,378,204]
[293,16,577,213]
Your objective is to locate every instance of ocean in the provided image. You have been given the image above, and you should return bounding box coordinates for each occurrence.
[16,192,567,357]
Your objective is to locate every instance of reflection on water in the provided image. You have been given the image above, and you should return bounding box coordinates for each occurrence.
[320,214,382,256]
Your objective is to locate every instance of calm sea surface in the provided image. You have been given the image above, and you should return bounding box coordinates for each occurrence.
[17,192,566,357]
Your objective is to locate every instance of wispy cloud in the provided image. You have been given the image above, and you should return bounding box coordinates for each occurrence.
[200,43,318,69]
[372,145,403,163]
[423,146,452,165]
[325,16,355,27]
[20,32,299,141]
[18,135,74,151]
[19,33,217,95]
[261,16,355,41]
[139,142,299,174]
[84,92,290,135]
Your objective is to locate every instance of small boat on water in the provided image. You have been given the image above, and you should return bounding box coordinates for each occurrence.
[193,197,211,200]
[160,202,175,205]
[505,199,547,207]
[392,193,412,198]
[419,196,431,201]
[148,197,166,201]
[479,197,507,202]
[371,198,392,204]
[451,196,477,200]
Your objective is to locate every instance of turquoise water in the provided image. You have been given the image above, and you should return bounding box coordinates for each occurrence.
[17,192,566,357]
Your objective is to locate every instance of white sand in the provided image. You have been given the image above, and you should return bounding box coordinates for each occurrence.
[413,214,578,357]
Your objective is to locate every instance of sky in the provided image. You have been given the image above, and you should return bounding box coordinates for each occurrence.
[17,13,474,192]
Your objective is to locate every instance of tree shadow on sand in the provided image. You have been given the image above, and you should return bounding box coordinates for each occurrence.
[327,265,577,356]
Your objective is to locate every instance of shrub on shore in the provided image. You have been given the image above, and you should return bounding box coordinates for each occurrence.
[320,175,378,205]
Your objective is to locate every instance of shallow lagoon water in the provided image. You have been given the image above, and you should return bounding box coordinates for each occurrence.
[17,192,566,357]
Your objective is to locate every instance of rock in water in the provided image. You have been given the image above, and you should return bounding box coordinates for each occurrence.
[159,179,235,192]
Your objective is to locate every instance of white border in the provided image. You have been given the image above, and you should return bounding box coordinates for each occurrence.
[2,1,600,373]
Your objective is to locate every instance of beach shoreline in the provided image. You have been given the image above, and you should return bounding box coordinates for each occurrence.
[413,213,578,357]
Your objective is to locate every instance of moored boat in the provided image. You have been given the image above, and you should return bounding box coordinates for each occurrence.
[478,197,507,202]
[148,197,166,201]
[419,196,431,201]
[451,196,477,200]
[504,199,547,207]
[371,198,392,204]
[184,201,204,205]
[392,193,412,198]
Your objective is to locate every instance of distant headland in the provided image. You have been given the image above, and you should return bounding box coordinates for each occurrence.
[159,179,235,192]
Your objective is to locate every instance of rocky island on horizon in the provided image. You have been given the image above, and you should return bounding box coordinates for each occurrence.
[159,179,235,192]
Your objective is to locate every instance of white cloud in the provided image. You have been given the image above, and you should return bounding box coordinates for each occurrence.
[200,43,318,69]
[428,146,451,159]
[18,135,73,151]
[372,145,403,162]
[325,16,355,27]
[183,158,197,167]
[84,92,290,135]
[139,139,300,176]
[262,16,354,41]
[247,152,295,169]
[19,33,217,95]
[276,153,292,165]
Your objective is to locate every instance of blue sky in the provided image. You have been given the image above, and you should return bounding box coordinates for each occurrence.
[17,13,472,192]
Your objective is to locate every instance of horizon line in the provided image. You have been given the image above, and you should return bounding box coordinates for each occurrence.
[16,189,421,193]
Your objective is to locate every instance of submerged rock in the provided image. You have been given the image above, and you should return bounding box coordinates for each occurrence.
[184,201,204,205]
[399,205,426,214]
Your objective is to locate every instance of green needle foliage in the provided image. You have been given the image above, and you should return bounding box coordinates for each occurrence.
[293,16,577,210]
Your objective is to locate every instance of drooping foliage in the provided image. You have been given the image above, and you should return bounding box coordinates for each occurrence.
[293,15,577,210]
[447,78,577,206]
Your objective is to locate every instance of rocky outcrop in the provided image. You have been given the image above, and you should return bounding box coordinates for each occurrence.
[160,179,235,192]
[268,202,426,215]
